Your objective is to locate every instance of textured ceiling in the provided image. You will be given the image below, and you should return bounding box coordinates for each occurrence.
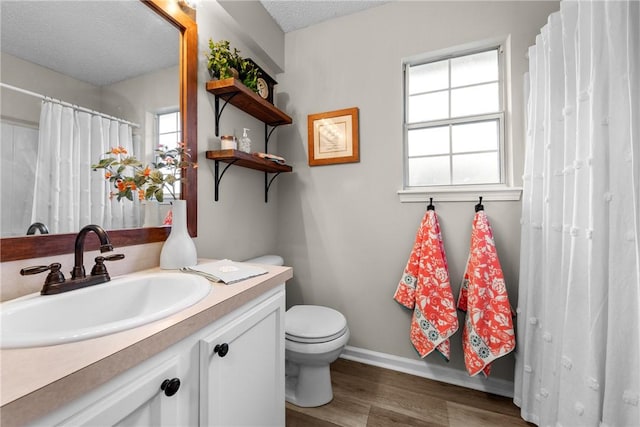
[260,0,389,33]
[0,0,387,87]
[0,1,178,87]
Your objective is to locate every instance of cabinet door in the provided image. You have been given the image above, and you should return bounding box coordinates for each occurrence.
[56,356,182,427]
[199,290,285,427]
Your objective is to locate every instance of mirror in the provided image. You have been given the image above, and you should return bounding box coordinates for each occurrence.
[0,0,198,262]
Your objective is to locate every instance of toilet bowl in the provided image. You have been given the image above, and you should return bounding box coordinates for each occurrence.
[245,255,350,408]
[285,305,349,407]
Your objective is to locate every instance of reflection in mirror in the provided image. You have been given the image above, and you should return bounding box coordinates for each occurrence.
[0,0,198,261]
[1,0,179,237]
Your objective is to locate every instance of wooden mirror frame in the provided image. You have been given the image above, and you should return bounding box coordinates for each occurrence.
[0,0,198,262]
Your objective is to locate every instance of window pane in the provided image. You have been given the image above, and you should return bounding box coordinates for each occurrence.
[409,60,449,94]
[408,91,449,123]
[408,156,450,186]
[452,152,500,184]
[159,133,179,148]
[408,126,450,156]
[158,112,178,134]
[452,120,499,153]
[450,83,499,117]
[451,50,498,87]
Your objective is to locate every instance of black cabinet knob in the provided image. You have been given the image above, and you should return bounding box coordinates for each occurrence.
[160,378,181,396]
[214,343,229,357]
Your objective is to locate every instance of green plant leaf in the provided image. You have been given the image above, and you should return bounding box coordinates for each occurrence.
[155,188,164,202]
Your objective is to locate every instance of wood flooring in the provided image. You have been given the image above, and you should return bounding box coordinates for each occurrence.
[285,358,532,427]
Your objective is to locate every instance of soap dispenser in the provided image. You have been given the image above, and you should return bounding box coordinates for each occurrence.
[239,128,251,153]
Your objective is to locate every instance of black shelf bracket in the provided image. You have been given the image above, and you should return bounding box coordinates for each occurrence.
[214,94,239,137]
[263,123,283,203]
[264,124,280,152]
[264,171,282,203]
[214,159,238,201]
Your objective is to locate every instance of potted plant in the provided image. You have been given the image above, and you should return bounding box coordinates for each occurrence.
[238,58,259,91]
[206,39,260,93]
[206,39,241,80]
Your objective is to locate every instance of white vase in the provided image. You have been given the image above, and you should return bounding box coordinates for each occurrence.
[142,200,159,227]
[160,200,197,269]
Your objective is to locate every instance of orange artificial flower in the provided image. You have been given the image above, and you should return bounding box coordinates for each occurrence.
[104,171,112,179]
[110,146,128,155]
[138,189,145,200]
[143,166,151,177]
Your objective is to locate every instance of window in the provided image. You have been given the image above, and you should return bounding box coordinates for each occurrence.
[404,46,505,189]
[157,110,181,198]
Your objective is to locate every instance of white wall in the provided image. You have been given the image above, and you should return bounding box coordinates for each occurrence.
[275,1,559,384]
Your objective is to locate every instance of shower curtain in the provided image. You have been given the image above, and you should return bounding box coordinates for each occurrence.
[515,1,639,426]
[32,101,139,234]
[0,121,38,236]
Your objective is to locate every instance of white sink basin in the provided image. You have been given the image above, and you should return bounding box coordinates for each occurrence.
[1,272,211,348]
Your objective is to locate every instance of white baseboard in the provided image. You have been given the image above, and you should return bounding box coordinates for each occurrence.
[339,345,514,398]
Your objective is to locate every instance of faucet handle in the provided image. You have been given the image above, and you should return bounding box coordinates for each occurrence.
[21,263,66,292]
[20,264,52,276]
[91,254,125,276]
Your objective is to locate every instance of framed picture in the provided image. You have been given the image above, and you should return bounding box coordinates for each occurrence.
[307,107,359,166]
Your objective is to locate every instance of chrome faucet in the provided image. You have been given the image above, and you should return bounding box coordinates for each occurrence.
[20,224,124,295]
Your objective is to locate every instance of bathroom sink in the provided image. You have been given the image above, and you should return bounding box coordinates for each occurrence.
[1,272,211,348]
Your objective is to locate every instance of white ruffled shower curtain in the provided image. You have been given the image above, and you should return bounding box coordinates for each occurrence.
[32,100,139,234]
[515,1,639,426]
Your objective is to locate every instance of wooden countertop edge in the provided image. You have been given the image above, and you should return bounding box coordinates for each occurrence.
[0,265,292,426]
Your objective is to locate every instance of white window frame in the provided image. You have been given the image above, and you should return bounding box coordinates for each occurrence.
[156,109,182,200]
[399,38,521,203]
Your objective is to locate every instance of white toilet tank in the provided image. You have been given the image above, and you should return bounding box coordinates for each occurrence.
[244,255,284,266]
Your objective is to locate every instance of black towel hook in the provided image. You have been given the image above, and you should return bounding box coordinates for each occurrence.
[427,197,435,211]
[475,196,484,212]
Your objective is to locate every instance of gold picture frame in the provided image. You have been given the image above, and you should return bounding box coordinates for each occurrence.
[307,107,359,166]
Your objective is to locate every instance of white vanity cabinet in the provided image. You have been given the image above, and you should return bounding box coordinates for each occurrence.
[29,285,285,427]
[199,289,285,426]
[32,349,193,426]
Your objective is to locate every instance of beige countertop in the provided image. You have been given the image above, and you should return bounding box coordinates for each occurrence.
[0,261,293,426]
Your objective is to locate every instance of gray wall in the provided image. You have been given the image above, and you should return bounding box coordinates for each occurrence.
[193,1,284,262]
[0,53,102,125]
[274,1,559,383]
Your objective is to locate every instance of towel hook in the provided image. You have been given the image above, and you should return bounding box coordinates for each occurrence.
[427,197,435,211]
[475,196,484,212]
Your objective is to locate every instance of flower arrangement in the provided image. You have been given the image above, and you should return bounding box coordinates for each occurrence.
[92,144,196,202]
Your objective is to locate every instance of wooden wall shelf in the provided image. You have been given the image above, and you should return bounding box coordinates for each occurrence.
[205,78,293,203]
[206,150,292,173]
[206,150,292,202]
[206,78,292,128]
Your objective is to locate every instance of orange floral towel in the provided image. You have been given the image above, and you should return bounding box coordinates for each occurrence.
[457,210,515,377]
[394,210,458,360]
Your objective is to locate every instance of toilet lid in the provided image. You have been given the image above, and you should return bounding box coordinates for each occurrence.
[285,305,347,344]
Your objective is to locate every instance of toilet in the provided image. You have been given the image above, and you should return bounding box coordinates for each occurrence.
[245,255,350,408]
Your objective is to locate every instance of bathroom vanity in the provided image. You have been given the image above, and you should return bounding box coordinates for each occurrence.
[0,262,292,426]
